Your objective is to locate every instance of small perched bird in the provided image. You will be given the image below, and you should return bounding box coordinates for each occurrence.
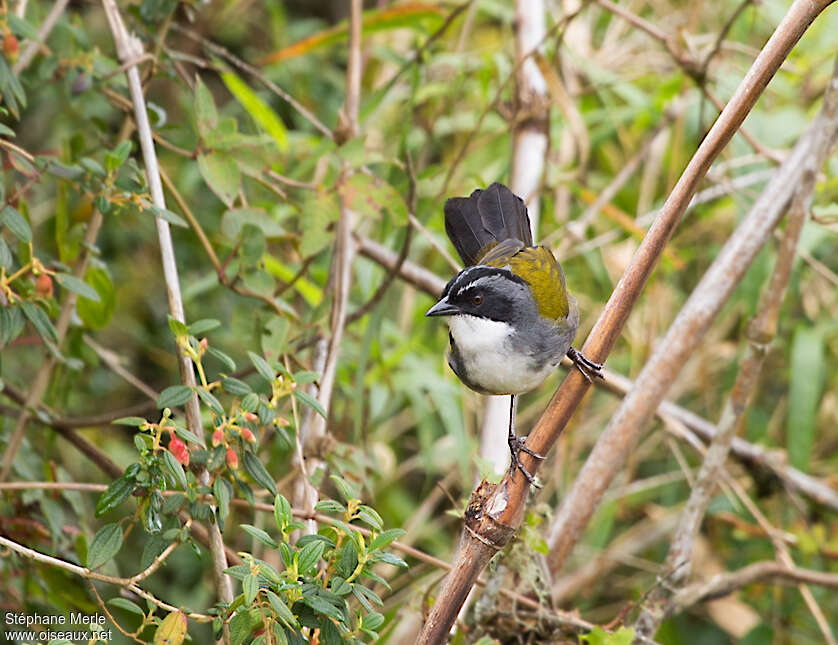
[426,183,601,485]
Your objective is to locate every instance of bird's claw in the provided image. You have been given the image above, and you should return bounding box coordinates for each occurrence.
[508,433,543,488]
[567,347,604,383]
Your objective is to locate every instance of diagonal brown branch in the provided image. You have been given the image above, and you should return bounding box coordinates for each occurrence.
[416,1,835,641]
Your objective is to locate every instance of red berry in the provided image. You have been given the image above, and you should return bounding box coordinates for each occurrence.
[169,437,189,467]
[35,274,53,298]
[3,35,19,62]
[226,448,238,469]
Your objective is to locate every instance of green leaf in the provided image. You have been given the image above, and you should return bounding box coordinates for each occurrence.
[265,590,298,628]
[241,392,260,413]
[221,207,285,241]
[339,173,408,223]
[329,575,351,596]
[105,141,132,174]
[228,610,253,645]
[0,236,13,270]
[214,477,233,528]
[362,612,384,631]
[8,14,39,40]
[221,71,288,151]
[787,327,825,471]
[329,475,360,503]
[370,528,405,551]
[0,305,24,347]
[222,377,252,396]
[95,475,135,517]
[21,301,58,344]
[150,205,189,228]
[77,267,116,330]
[189,318,221,335]
[194,76,219,136]
[157,385,194,409]
[197,387,225,416]
[243,573,259,605]
[292,371,319,384]
[580,626,635,645]
[274,493,292,532]
[299,189,339,257]
[161,448,188,489]
[106,597,145,617]
[112,416,147,427]
[297,539,325,575]
[248,351,275,381]
[356,505,383,531]
[197,153,240,208]
[167,315,189,339]
[87,523,123,569]
[240,524,279,549]
[208,347,237,371]
[370,551,407,568]
[173,424,203,446]
[314,499,345,514]
[55,273,101,301]
[301,594,344,623]
[243,451,277,495]
[1,205,32,242]
[293,390,326,419]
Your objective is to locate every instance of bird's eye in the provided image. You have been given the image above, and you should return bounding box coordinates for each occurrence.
[471,295,483,306]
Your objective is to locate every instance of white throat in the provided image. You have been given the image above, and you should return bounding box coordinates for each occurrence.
[447,314,554,394]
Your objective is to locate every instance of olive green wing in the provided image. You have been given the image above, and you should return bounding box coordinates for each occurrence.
[477,238,527,266]
[505,246,569,320]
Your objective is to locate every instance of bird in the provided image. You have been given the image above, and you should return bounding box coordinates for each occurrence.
[425,182,602,486]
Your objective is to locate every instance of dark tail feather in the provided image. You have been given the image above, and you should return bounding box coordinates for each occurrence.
[443,183,533,266]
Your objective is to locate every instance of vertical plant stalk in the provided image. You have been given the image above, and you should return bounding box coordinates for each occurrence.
[416,1,833,641]
[99,0,233,615]
[545,39,838,577]
[479,0,550,482]
[633,56,838,640]
[0,210,104,481]
[293,0,363,530]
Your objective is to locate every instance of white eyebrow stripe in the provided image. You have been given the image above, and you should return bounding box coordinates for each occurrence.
[453,274,505,297]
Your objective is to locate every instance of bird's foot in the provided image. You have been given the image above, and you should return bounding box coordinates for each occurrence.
[508,433,544,488]
[567,347,604,383]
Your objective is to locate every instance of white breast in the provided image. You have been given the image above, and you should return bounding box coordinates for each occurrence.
[447,315,556,395]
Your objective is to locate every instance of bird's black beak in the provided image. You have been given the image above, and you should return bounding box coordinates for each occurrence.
[425,296,458,317]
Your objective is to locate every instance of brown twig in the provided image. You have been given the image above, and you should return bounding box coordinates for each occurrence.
[0,534,212,622]
[671,561,838,612]
[417,2,834,641]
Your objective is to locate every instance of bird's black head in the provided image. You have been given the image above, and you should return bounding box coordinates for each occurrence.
[425,266,534,323]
